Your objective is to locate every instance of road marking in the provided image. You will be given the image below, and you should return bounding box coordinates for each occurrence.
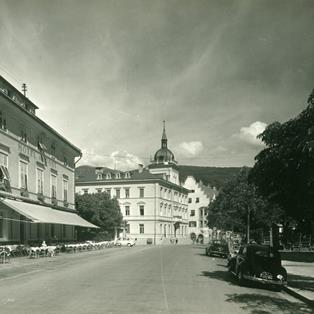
[159,246,170,314]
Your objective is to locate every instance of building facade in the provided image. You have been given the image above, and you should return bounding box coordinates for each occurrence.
[183,176,217,243]
[0,75,96,244]
[76,124,190,245]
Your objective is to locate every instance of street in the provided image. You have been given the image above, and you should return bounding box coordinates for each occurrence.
[0,245,312,314]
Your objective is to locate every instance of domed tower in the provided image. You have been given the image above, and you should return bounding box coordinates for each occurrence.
[149,121,179,185]
[153,121,177,165]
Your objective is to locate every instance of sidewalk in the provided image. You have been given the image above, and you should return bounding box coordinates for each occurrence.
[282,260,314,307]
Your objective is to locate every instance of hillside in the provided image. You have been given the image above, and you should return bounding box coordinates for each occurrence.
[178,165,242,189]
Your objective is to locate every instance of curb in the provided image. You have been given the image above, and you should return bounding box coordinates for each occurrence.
[283,285,314,308]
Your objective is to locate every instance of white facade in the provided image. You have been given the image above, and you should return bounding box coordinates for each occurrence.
[76,167,189,245]
[183,176,217,243]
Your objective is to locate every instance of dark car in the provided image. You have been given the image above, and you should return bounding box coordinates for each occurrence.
[205,240,229,258]
[227,244,287,290]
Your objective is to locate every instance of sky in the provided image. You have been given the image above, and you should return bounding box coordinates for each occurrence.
[0,0,313,169]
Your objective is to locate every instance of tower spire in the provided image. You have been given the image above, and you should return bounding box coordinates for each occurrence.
[161,120,167,148]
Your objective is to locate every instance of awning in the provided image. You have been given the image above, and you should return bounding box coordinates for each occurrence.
[1,198,99,228]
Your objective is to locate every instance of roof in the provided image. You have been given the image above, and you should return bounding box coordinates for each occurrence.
[76,165,164,182]
[75,165,190,193]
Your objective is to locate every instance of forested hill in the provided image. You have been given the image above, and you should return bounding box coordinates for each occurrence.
[178,165,242,189]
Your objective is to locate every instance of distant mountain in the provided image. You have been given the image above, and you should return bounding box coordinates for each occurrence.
[178,165,242,189]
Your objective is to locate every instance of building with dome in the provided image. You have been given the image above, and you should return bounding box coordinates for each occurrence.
[75,123,190,245]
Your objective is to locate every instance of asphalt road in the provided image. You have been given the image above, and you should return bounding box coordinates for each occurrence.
[0,245,312,314]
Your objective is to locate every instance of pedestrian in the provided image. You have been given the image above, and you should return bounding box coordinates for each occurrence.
[175,238,178,244]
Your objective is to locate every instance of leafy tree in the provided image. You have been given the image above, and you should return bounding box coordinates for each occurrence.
[207,167,284,242]
[75,192,123,241]
[249,89,314,225]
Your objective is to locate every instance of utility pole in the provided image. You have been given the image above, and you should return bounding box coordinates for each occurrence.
[22,83,27,97]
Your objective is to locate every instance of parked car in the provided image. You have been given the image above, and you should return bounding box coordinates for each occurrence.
[227,244,287,290]
[115,237,136,247]
[205,240,229,258]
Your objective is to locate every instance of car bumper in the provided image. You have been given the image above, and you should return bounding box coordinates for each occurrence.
[243,275,287,286]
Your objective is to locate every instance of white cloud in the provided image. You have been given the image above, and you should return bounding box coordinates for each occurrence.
[234,121,267,147]
[175,141,204,158]
[78,149,143,171]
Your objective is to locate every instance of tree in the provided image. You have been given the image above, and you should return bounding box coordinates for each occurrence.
[249,89,314,226]
[75,192,123,241]
[207,167,284,243]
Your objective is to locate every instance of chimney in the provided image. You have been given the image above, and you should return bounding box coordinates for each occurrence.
[138,164,144,173]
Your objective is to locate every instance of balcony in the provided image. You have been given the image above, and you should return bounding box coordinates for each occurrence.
[173,215,182,223]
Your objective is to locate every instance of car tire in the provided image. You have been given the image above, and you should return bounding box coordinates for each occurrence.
[127,243,131,247]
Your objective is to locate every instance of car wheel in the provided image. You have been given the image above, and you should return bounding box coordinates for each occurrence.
[127,243,131,247]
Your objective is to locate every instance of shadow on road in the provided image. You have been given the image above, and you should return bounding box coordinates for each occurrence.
[200,270,238,286]
[225,293,313,314]
[288,274,314,292]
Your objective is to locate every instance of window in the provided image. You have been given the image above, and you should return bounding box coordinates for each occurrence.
[196,197,200,203]
[139,205,144,216]
[51,174,57,198]
[190,210,195,217]
[105,189,111,197]
[139,224,144,234]
[124,172,130,179]
[106,173,111,179]
[0,152,8,167]
[188,198,192,203]
[125,206,130,216]
[20,160,28,190]
[0,111,7,130]
[63,179,68,202]
[126,224,130,234]
[96,188,102,193]
[139,188,144,198]
[37,168,44,194]
[82,188,89,194]
[20,128,27,143]
[96,173,102,180]
[200,221,203,228]
[115,188,120,198]
[125,188,130,198]
[115,173,121,179]
[50,143,56,157]
[189,221,197,227]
